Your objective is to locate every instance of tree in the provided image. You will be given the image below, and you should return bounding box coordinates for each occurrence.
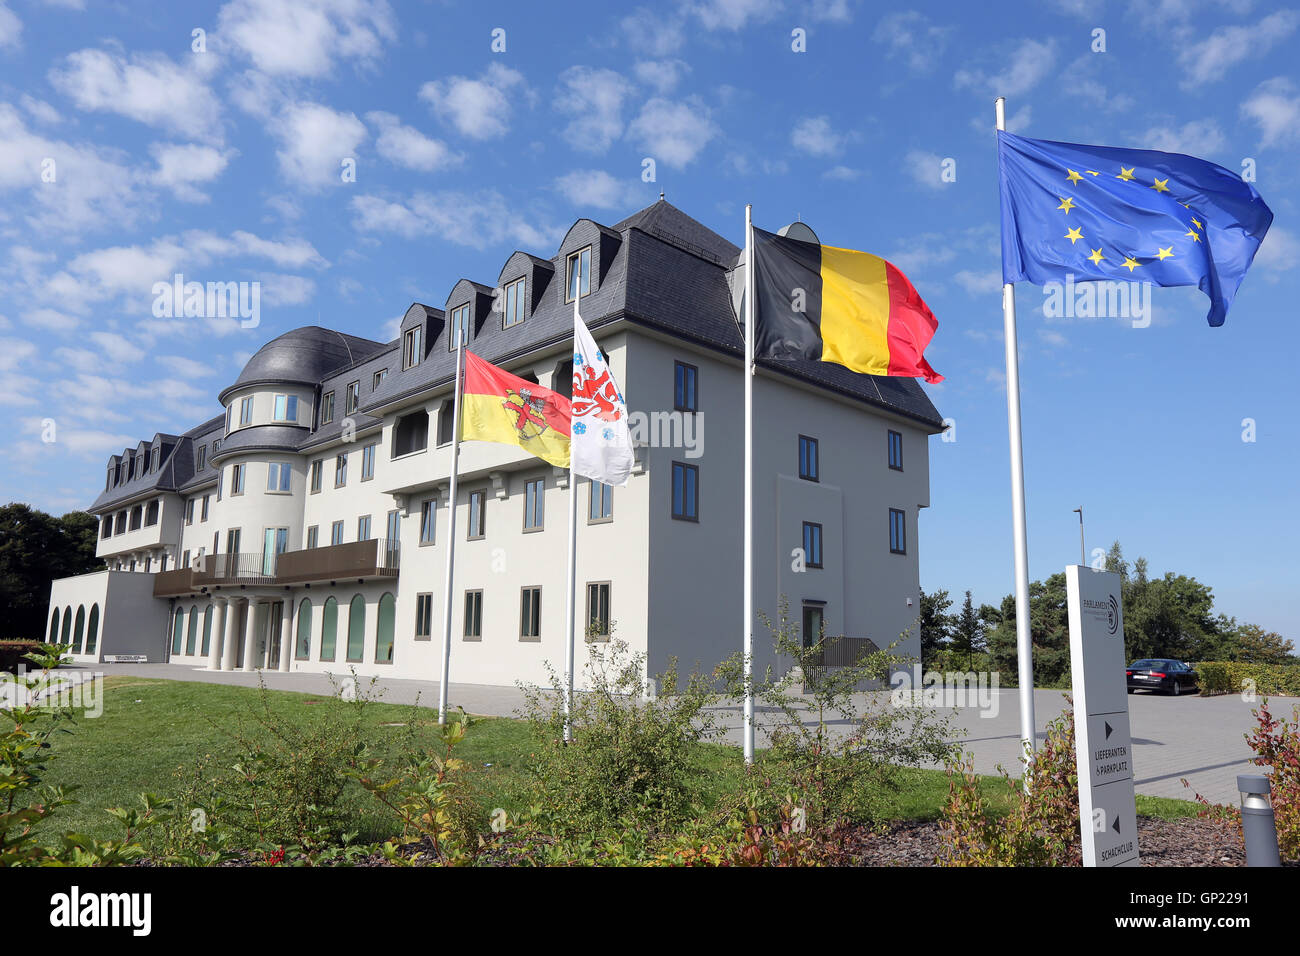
[950,590,988,672]
[1233,624,1297,665]
[919,587,954,667]
[0,504,104,639]
[984,573,1071,687]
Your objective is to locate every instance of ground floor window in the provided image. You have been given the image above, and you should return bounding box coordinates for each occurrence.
[320,597,338,661]
[185,605,199,654]
[464,590,482,641]
[171,609,184,655]
[376,593,395,663]
[296,598,312,659]
[347,595,366,662]
[520,587,541,641]
[85,604,99,655]
[801,602,825,650]
[201,606,213,657]
[586,582,611,641]
[415,593,433,640]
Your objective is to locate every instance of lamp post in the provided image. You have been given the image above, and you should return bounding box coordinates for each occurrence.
[1073,507,1085,566]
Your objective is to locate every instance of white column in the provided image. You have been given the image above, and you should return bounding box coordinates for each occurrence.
[279,599,293,672]
[209,599,227,670]
[221,599,240,671]
[241,600,259,672]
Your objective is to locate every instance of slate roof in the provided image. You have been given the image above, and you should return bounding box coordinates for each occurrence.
[219,326,388,404]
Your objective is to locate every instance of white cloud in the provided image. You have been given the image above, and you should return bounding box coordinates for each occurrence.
[633,59,690,94]
[149,143,234,202]
[620,7,685,55]
[903,150,950,190]
[873,12,951,71]
[419,63,527,141]
[256,272,315,305]
[351,191,560,250]
[556,67,635,154]
[954,38,1055,98]
[953,269,1002,296]
[0,337,37,371]
[158,355,214,378]
[1253,226,1298,279]
[822,165,861,181]
[0,2,20,49]
[273,101,366,187]
[24,308,80,332]
[49,48,223,141]
[685,0,783,31]
[20,95,60,124]
[365,111,460,171]
[1144,120,1225,156]
[216,0,397,78]
[791,115,844,157]
[554,169,645,210]
[1179,11,1300,87]
[1242,77,1300,147]
[628,97,717,168]
[808,0,853,22]
[89,331,145,364]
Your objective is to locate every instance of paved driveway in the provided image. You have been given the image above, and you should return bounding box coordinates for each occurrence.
[61,663,1287,806]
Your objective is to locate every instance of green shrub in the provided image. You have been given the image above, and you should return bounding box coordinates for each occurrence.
[0,641,47,673]
[1244,699,1300,861]
[1194,661,1300,697]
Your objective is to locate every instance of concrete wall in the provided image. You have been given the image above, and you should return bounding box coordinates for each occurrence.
[47,570,170,663]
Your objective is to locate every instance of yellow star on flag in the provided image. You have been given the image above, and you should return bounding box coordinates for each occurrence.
[1086,170,1099,176]
[1151,178,1171,193]
[1066,169,1084,184]
[1087,248,1105,265]
[1156,247,1174,260]
[1058,197,1076,213]
[1117,167,1135,181]
[1185,229,1201,242]
[1191,217,1202,229]
[1121,256,1140,272]
[1065,227,1084,244]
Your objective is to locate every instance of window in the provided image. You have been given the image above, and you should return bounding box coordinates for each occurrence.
[310,459,323,493]
[420,499,436,545]
[231,463,246,495]
[331,520,344,546]
[321,391,335,424]
[520,586,541,640]
[523,477,544,531]
[415,593,433,640]
[674,361,698,412]
[468,490,486,538]
[226,528,241,554]
[402,326,422,369]
[345,381,360,415]
[889,508,907,555]
[115,510,127,535]
[799,435,819,482]
[449,303,470,351]
[182,550,191,568]
[589,481,613,523]
[802,602,825,649]
[586,582,611,641]
[295,599,312,660]
[373,369,388,390]
[671,461,698,521]
[100,517,111,539]
[463,590,483,641]
[386,509,400,546]
[171,609,184,656]
[306,525,319,549]
[273,394,299,422]
[346,595,366,662]
[361,444,376,481]
[267,461,292,492]
[185,499,195,525]
[320,597,338,661]
[225,405,232,435]
[212,438,222,455]
[196,445,206,471]
[358,515,372,540]
[129,505,142,530]
[502,276,525,328]
[152,447,160,472]
[239,396,253,426]
[334,453,347,487]
[802,521,824,568]
[376,593,396,663]
[566,246,591,301]
[436,401,455,446]
[186,605,199,655]
[201,495,210,521]
[145,500,160,526]
[888,430,904,471]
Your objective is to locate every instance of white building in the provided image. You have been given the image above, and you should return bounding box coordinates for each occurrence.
[46,201,944,689]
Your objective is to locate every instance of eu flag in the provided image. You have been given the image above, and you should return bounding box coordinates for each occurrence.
[998,131,1273,326]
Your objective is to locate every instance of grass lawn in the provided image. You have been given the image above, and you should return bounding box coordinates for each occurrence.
[30,676,1199,847]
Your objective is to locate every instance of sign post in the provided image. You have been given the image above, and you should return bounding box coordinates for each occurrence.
[1066,565,1140,867]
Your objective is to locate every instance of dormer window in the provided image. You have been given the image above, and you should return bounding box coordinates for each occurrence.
[345,381,360,415]
[449,304,470,352]
[239,396,254,426]
[321,391,335,424]
[502,277,526,329]
[373,369,388,389]
[402,327,422,369]
[566,246,591,301]
[197,445,207,471]
[273,394,299,423]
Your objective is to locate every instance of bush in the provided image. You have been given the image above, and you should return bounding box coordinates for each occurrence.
[1194,661,1300,698]
[0,641,46,673]
[1244,699,1300,861]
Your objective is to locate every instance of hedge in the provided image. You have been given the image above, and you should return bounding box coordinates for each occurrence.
[1194,661,1300,698]
[0,641,46,674]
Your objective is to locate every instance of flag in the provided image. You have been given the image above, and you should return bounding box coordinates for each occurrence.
[460,350,571,468]
[748,226,943,383]
[571,309,634,486]
[998,131,1273,327]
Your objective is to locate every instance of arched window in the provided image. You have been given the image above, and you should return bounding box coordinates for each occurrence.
[61,606,73,646]
[201,606,214,657]
[86,605,100,655]
[375,593,396,663]
[49,608,60,643]
[553,359,573,400]
[296,598,313,660]
[393,409,429,457]
[346,595,366,662]
[320,597,338,661]
[186,605,199,655]
[172,608,185,655]
[73,606,86,654]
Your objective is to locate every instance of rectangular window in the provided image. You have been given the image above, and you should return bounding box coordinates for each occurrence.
[145,501,159,526]
[334,453,348,487]
[671,461,699,521]
[201,495,210,521]
[799,435,819,482]
[226,528,241,555]
[373,369,388,390]
[357,515,372,541]
[889,508,907,555]
[225,405,232,435]
[449,304,470,351]
[185,499,195,525]
[468,490,486,539]
[231,463,246,495]
[130,505,142,531]
[181,549,190,568]
[589,481,613,523]
[802,521,824,568]
[566,246,591,301]
[331,520,344,546]
[502,277,525,328]
[674,361,698,412]
[403,326,422,369]
[463,590,483,641]
[100,517,111,539]
[306,525,319,549]
[310,459,323,493]
[345,381,360,415]
[116,510,127,534]
[239,396,253,426]
[273,394,299,422]
[802,602,825,649]
[386,509,400,544]
[520,586,542,640]
[321,391,335,424]
[361,444,376,481]
[415,593,433,640]
[267,462,292,492]
[523,477,544,531]
[419,499,437,545]
[888,430,904,471]
[196,445,207,471]
[586,582,611,641]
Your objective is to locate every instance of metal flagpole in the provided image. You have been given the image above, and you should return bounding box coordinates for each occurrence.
[563,294,579,742]
[995,96,1036,781]
[437,334,466,724]
[742,203,756,765]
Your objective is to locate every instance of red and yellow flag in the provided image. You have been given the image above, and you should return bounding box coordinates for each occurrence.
[460,350,571,467]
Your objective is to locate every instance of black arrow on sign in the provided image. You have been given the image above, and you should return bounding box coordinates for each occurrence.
[1113,815,1121,834]
[1105,721,1113,740]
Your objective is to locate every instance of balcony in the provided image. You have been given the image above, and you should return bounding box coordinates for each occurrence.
[150,539,400,597]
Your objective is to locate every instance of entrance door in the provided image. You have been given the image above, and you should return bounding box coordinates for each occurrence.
[267,601,283,669]
[263,528,288,576]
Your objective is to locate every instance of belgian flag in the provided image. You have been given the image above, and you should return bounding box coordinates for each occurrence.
[750,226,943,383]
[460,351,571,467]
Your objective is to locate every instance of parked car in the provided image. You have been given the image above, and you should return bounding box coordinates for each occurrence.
[1126,659,1198,695]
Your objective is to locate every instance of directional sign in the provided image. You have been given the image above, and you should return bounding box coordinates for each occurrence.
[1067,565,1140,867]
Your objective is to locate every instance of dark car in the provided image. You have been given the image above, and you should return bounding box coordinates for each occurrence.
[1126,659,1198,695]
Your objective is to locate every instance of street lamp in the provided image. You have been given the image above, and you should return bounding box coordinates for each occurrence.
[1072,507,1085,566]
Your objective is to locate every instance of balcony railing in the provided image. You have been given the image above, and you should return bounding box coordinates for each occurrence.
[802,636,880,668]
[151,539,400,597]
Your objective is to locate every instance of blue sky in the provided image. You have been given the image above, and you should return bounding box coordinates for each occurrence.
[1,0,1296,639]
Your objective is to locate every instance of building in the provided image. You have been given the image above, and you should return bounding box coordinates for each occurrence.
[45,200,944,690]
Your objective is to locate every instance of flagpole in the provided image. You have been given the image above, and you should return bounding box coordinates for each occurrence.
[742,203,755,765]
[563,295,579,743]
[437,335,466,724]
[995,96,1036,781]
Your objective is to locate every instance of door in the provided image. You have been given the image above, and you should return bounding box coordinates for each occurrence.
[263,527,288,576]
[267,601,283,669]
